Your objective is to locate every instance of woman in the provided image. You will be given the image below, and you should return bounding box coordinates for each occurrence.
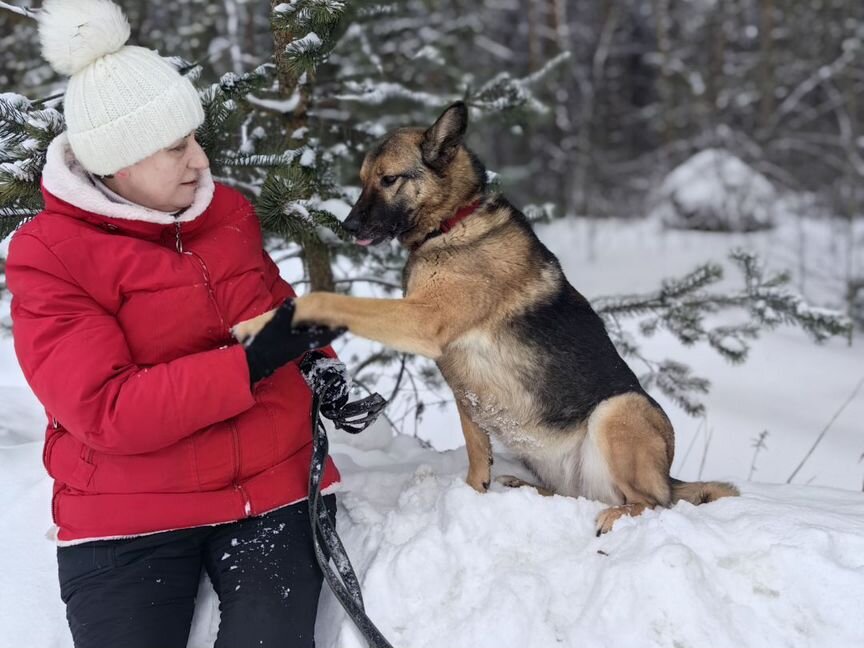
[6,1,382,646]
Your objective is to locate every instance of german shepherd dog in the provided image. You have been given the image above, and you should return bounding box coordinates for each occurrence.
[233,102,738,534]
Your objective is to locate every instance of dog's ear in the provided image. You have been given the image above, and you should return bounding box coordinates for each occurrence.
[421,102,468,173]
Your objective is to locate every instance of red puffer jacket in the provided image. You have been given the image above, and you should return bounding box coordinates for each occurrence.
[6,134,339,543]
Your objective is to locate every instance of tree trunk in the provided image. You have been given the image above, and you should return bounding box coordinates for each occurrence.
[301,232,336,293]
[527,0,543,72]
[269,0,334,292]
[653,0,674,146]
[706,3,725,128]
[758,0,775,130]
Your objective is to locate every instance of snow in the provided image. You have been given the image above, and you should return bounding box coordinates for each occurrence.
[650,149,778,232]
[0,160,34,182]
[302,355,351,404]
[313,433,864,648]
[5,406,863,647]
[246,91,302,114]
[0,92,32,110]
[286,32,323,56]
[412,44,446,65]
[1,213,863,647]
[273,2,297,15]
[336,80,454,107]
[299,147,317,168]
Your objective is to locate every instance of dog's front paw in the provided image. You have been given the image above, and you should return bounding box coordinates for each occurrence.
[231,309,277,344]
[466,472,490,493]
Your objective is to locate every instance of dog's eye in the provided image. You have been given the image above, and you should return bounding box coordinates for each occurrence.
[380,175,399,187]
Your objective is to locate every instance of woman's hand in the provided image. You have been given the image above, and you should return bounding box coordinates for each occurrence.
[300,350,387,433]
[242,300,345,386]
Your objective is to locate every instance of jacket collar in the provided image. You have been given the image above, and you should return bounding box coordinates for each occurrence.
[41,132,215,228]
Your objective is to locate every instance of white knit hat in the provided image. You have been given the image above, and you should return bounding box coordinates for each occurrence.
[38,0,204,175]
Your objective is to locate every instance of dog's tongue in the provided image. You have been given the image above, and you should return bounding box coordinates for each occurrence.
[355,239,374,247]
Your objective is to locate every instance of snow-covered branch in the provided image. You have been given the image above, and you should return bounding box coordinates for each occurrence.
[595,250,853,415]
[335,81,454,107]
[0,1,39,19]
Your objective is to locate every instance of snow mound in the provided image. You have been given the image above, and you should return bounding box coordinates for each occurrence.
[3,421,863,648]
[651,149,777,232]
[312,433,864,648]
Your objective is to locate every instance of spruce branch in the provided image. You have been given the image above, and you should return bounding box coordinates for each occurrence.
[197,65,272,160]
[470,52,571,115]
[255,169,349,243]
[0,93,64,238]
[215,150,305,168]
[596,250,852,352]
[354,3,399,20]
[596,250,853,415]
[272,0,346,79]
[641,360,711,416]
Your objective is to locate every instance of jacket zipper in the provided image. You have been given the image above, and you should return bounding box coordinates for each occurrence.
[229,419,251,515]
[187,250,229,333]
[229,420,241,484]
[174,221,251,517]
[173,223,229,333]
[236,483,252,516]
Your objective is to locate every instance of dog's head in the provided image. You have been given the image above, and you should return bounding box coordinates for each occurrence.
[343,101,486,248]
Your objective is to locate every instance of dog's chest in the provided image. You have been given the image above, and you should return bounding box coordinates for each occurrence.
[440,329,541,450]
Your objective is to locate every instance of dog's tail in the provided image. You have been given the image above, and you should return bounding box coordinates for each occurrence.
[670,478,739,505]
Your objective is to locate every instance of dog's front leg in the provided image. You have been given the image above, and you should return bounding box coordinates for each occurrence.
[456,399,492,492]
[294,292,446,359]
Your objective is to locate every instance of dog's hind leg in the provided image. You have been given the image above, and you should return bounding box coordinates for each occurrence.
[456,400,494,492]
[495,475,555,497]
[590,393,674,535]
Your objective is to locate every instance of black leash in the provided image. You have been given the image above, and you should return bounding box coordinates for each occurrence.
[308,388,396,648]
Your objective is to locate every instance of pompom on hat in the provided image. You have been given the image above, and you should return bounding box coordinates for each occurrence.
[38,0,204,175]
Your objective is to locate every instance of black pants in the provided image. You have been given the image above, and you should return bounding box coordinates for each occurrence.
[57,495,336,648]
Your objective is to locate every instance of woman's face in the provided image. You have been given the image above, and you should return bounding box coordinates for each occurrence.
[103,133,209,212]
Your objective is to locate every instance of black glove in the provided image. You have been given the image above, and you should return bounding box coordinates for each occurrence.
[243,300,345,386]
[300,350,388,433]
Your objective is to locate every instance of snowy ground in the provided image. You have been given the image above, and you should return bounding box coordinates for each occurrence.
[313,429,864,648]
[1,213,863,647]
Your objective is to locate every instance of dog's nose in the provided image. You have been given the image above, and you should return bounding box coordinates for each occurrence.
[342,210,362,235]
